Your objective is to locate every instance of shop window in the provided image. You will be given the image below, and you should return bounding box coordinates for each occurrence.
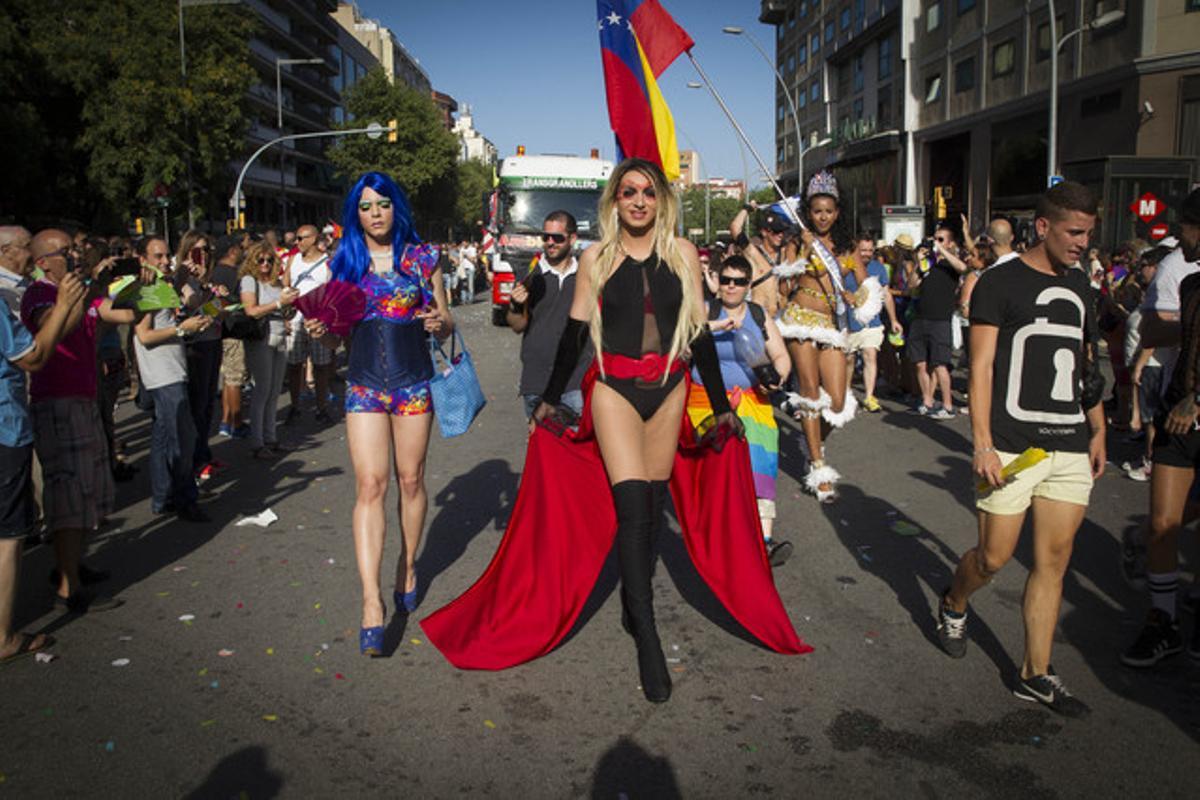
[955,57,975,93]
[878,36,893,79]
[992,40,1015,77]
[924,73,942,104]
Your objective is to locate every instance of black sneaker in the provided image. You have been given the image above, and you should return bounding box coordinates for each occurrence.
[936,595,968,659]
[1120,608,1183,668]
[1119,525,1147,590]
[1013,668,1091,718]
[766,539,793,567]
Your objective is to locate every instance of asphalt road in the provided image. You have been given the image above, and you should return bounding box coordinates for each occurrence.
[2,299,1197,799]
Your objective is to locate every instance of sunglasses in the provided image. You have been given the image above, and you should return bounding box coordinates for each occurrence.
[358,199,393,211]
[541,232,568,244]
[37,247,75,264]
[719,275,750,287]
[256,255,274,265]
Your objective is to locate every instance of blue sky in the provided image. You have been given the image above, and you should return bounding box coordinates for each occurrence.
[357,0,777,186]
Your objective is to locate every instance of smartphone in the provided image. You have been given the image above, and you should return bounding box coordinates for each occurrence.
[190,246,206,267]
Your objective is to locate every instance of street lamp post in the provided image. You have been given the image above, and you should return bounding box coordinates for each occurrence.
[722,26,804,191]
[178,0,241,230]
[1047,2,1125,185]
[275,57,326,231]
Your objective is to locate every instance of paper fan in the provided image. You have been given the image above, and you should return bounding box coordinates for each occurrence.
[294,280,366,337]
[133,280,182,312]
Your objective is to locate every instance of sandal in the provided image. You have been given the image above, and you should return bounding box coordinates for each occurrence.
[0,632,55,666]
[394,571,418,614]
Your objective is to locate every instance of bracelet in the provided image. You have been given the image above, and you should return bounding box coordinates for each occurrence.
[974,446,995,455]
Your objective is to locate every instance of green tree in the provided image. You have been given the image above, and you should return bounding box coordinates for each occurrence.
[5,0,255,227]
[327,68,459,236]
[681,187,743,243]
[455,158,493,238]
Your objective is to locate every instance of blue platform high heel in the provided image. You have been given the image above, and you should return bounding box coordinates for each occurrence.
[394,571,418,614]
[359,598,386,656]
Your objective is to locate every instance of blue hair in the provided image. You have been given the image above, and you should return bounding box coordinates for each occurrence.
[330,171,421,284]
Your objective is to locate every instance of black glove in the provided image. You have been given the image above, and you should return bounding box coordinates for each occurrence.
[690,328,732,416]
[541,317,587,407]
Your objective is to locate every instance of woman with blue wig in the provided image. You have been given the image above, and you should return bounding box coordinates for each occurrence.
[305,171,453,656]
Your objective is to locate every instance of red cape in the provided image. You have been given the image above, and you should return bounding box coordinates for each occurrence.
[420,372,811,669]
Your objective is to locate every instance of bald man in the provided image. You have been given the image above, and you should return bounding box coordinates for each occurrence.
[0,226,33,314]
[987,218,1018,268]
[284,224,334,424]
[22,229,137,612]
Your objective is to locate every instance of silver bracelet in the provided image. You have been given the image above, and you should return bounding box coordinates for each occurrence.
[974,446,995,455]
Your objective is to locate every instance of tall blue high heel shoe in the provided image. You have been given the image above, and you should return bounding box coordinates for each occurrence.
[360,598,386,656]
[394,572,418,614]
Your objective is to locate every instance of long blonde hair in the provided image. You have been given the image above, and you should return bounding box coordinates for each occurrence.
[588,158,703,379]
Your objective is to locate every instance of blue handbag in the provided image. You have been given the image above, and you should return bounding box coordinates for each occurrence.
[428,330,486,438]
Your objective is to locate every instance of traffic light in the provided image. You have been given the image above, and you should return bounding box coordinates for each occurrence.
[238,212,246,230]
[134,218,144,235]
[387,119,398,143]
[933,186,947,220]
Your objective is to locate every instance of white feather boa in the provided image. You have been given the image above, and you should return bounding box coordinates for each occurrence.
[852,276,885,326]
[775,321,848,349]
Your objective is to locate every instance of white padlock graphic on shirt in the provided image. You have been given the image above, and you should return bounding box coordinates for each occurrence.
[1005,287,1086,425]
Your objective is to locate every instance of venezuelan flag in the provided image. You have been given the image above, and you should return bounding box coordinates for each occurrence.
[597,0,693,181]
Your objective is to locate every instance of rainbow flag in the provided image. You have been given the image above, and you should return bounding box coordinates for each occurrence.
[597,0,692,180]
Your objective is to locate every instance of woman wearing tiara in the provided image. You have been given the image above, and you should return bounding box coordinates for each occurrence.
[775,171,882,502]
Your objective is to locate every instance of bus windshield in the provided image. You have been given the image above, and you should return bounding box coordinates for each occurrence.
[501,188,603,238]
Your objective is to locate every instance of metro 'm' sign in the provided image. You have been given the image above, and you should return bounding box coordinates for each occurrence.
[1130,192,1165,223]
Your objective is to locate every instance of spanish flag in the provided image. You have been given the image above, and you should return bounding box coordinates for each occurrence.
[597,0,692,181]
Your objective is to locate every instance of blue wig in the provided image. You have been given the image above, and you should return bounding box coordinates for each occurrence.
[330,171,421,284]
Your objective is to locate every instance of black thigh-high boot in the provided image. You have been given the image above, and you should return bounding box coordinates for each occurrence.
[612,479,671,703]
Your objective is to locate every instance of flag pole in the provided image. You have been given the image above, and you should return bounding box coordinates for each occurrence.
[685,51,799,226]
[687,50,851,316]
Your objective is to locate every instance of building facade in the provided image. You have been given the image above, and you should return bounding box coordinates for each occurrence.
[234,0,381,230]
[454,104,498,164]
[331,2,432,95]
[762,0,1200,247]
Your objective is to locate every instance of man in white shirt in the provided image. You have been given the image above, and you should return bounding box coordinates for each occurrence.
[987,217,1019,269]
[458,241,477,305]
[284,225,333,424]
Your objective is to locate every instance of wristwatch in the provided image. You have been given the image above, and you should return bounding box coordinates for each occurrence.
[175,326,188,340]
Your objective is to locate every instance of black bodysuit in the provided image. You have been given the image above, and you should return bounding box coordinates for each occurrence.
[598,253,686,420]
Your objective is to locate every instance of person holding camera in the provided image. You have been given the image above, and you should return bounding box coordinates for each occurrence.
[685,255,793,566]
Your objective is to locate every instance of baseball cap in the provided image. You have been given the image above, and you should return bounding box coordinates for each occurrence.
[763,211,790,233]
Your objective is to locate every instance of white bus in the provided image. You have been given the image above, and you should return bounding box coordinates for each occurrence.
[486,152,613,325]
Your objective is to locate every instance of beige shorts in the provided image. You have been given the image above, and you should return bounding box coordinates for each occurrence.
[847,326,884,353]
[976,449,1093,515]
[221,339,246,387]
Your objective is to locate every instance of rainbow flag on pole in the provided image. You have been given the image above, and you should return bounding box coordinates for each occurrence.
[597,0,693,181]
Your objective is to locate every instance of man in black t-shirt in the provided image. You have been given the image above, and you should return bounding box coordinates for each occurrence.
[935,182,1105,718]
[907,224,967,418]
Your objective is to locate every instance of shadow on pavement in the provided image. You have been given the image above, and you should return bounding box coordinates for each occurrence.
[417,457,518,609]
[182,746,284,799]
[589,736,681,800]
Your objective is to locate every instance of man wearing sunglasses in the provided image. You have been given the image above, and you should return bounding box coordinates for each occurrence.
[507,210,587,418]
[907,223,968,419]
[21,229,144,613]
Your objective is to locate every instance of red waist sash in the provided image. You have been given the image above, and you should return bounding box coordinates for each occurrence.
[600,351,685,382]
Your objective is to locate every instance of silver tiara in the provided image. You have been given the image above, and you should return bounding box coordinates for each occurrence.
[806,170,839,201]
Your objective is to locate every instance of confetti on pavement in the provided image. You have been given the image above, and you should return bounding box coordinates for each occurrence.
[262,714,278,722]
[891,520,921,536]
[483,720,496,729]
[111,658,130,667]
[218,649,235,658]
[35,652,56,664]
[200,720,216,728]
[178,614,195,623]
